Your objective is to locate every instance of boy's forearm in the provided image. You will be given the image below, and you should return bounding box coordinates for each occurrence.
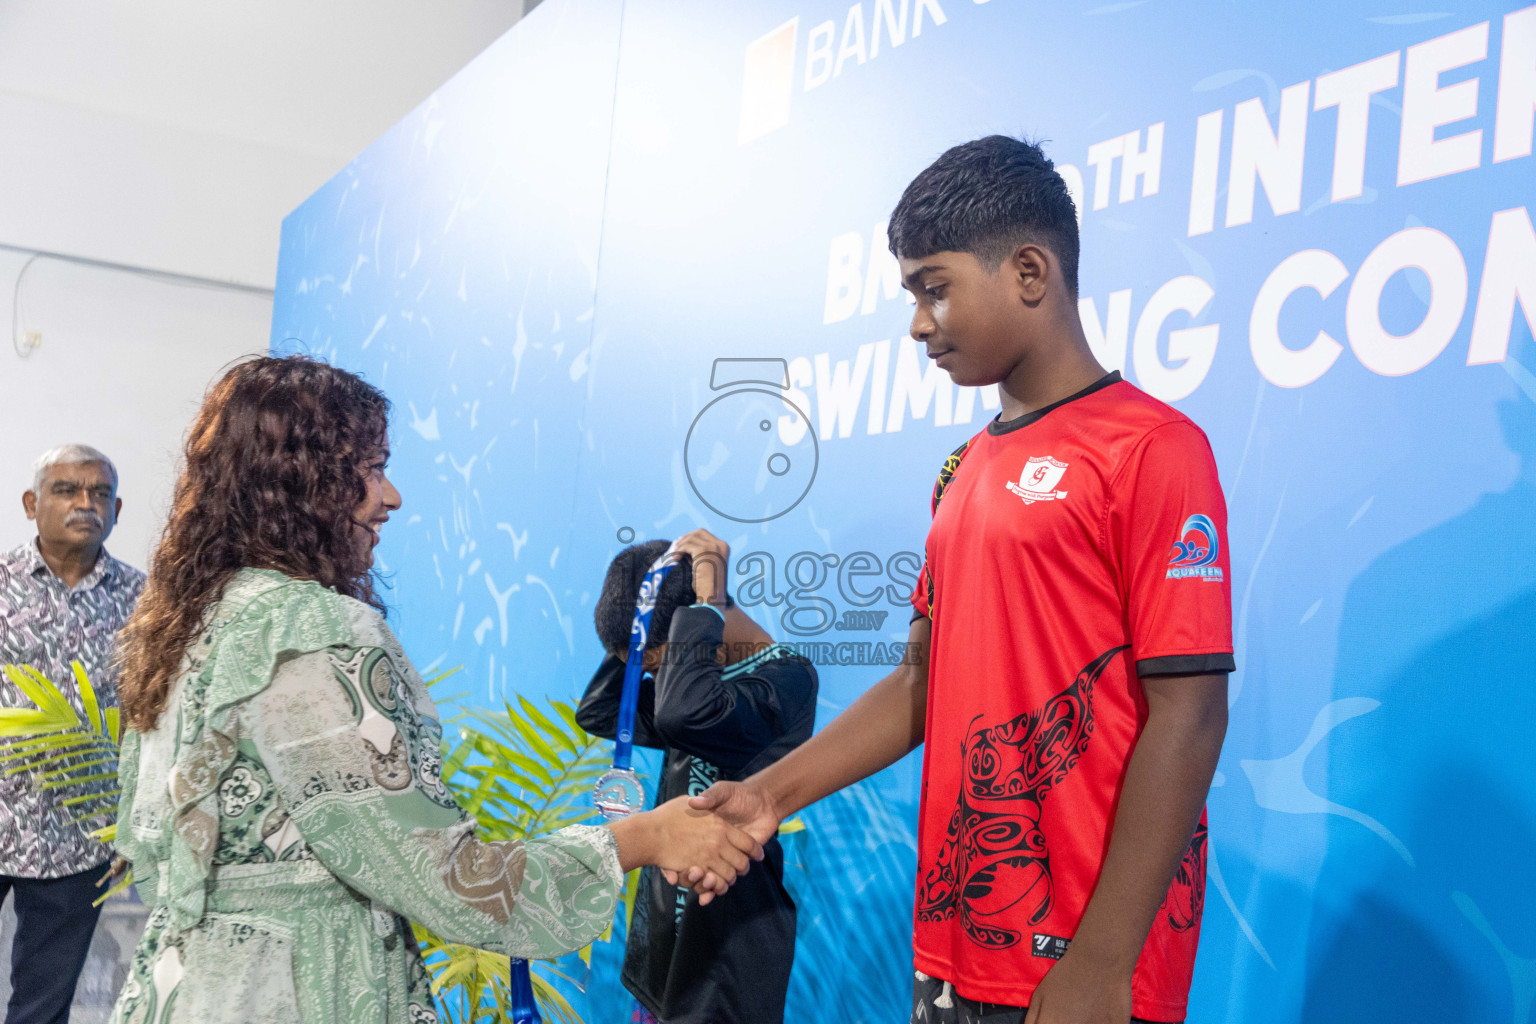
[754,667,926,817]
[1065,673,1227,973]
[750,620,929,817]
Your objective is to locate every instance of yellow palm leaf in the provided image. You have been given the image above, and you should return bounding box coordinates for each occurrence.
[2,664,72,719]
[74,661,104,737]
[0,662,124,887]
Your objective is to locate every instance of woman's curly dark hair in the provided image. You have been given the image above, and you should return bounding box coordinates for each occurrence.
[118,356,390,731]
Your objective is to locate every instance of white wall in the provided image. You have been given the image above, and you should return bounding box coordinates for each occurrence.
[0,0,528,570]
[0,0,527,289]
[0,90,334,290]
[0,251,272,571]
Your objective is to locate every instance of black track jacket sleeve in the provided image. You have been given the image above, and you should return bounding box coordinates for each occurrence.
[575,653,667,749]
[576,606,812,776]
[649,606,799,775]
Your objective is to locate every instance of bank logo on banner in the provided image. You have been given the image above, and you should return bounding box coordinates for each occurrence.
[739,17,798,143]
[1006,456,1070,504]
[1166,514,1223,582]
[739,1,952,144]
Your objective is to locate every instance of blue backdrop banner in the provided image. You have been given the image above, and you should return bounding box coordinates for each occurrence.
[273,2,1536,1021]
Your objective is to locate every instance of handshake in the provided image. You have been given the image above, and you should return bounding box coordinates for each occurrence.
[606,780,778,905]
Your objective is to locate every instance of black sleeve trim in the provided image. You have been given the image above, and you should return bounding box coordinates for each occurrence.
[1137,653,1236,677]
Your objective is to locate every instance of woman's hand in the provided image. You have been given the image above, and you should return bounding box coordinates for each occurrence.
[608,795,764,897]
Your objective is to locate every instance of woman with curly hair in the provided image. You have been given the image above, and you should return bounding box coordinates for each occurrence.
[109,356,760,1024]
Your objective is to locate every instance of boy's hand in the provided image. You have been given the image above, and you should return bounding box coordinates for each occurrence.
[648,795,763,898]
[1021,950,1133,1024]
[687,779,781,845]
[673,529,729,605]
[612,795,764,898]
[663,779,783,904]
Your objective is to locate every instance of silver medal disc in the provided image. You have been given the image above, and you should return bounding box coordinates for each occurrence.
[593,767,645,821]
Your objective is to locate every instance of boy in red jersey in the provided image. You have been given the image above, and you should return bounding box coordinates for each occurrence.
[686,136,1233,1024]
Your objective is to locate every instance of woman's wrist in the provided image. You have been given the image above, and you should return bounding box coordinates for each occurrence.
[607,813,657,872]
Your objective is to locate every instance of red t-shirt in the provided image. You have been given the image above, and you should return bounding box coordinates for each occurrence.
[910,373,1234,1022]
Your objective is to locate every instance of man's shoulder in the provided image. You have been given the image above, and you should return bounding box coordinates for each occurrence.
[0,544,40,608]
[1086,385,1221,503]
[0,542,35,572]
[1078,382,1218,484]
[104,551,147,592]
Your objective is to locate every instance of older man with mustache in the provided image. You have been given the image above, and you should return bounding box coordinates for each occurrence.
[1,445,144,1024]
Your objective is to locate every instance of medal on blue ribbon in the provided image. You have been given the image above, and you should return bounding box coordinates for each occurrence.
[593,546,680,820]
[520,555,683,1021]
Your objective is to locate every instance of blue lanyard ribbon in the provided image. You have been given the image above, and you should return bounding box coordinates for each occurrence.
[594,546,679,820]
[613,548,679,769]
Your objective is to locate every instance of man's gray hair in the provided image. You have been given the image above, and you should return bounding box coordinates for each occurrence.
[31,445,119,494]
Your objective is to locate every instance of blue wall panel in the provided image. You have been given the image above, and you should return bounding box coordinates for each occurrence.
[272,0,625,702]
[274,2,1536,1020]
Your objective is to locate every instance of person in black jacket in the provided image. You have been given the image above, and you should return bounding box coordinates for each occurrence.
[578,528,818,1024]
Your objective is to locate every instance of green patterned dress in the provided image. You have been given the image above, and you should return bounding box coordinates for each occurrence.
[110,568,621,1024]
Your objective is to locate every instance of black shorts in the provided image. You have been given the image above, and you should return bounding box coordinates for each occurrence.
[911,972,1182,1024]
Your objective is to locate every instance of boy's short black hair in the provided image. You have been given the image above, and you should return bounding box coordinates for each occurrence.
[887,135,1080,298]
[594,540,696,657]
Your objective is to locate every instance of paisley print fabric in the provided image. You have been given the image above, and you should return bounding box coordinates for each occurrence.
[111,568,621,1024]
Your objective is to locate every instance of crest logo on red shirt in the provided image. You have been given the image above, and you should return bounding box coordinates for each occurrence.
[1005,456,1070,504]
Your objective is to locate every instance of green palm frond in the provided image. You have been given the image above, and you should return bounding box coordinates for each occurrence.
[420,681,814,1023]
[412,923,513,1024]
[446,697,612,841]
[0,661,130,902]
[417,687,620,1024]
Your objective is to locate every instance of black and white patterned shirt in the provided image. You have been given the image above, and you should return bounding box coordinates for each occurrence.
[0,539,144,878]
